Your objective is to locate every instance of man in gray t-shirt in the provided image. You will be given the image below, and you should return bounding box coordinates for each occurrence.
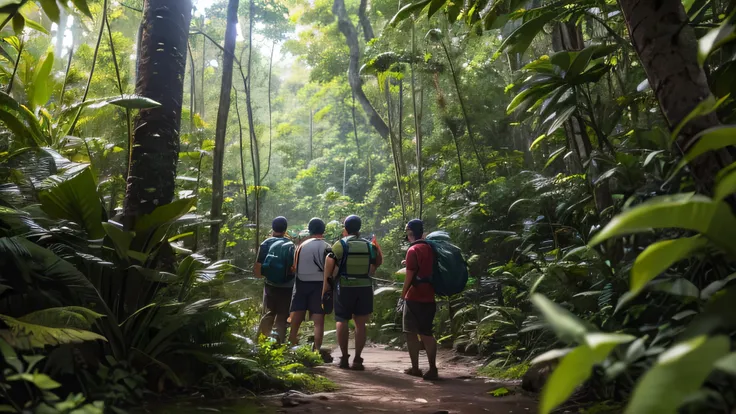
[288,218,331,356]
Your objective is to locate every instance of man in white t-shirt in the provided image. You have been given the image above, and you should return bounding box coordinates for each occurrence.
[288,218,331,360]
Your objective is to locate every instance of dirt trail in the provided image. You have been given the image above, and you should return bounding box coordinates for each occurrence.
[270,344,538,414]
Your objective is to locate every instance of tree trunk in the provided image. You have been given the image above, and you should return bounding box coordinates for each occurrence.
[411,21,424,219]
[208,0,239,257]
[123,0,193,229]
[619,0,731,193]
[333,0,389,139]
[358,0,374,42]
[246,0,261,251]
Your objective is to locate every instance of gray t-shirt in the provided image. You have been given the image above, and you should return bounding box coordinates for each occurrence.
[295,237,330,282]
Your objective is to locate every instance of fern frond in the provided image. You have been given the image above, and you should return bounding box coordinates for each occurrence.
[0,308,107,350]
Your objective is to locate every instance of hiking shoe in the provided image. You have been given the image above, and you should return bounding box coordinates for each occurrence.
[339,355,350,369]
[319,349,334,363]
[351,356,365,371]
[404,367,423,377]
[423,367,439,381]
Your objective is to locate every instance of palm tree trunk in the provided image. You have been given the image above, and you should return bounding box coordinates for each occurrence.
[123,0,193,229]
[209,0,239,257]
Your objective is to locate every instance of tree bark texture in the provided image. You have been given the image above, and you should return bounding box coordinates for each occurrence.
[333,0,389,139]
[208,0,239,255]
[124,0,193,229]
[618,0,731,193]
[358,0,374,42]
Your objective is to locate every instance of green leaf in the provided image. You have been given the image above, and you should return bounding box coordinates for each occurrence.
[671,96,728,142]
[529,134,546,150]
[629,236,708,298]
[625,335,729,414]
[493,11,561,61]
[0,337,21,372]
[38,0,60,22]
[682,287,736,339]
[7,372,61,390]
[698,21,736,66]
[714,165,736,201]
[69,0,93,19]
[102,222,135,260]
[544,147,566,169]
[133,197,196,253]
[19,307,104,329]
[388,0,431,27]
[541,333,633,414]
[31,51,54,109]
[714,352,736,375]
[38,167,105,239]
[21,15,48,34]
[674,125,736,176]
[0,311,107,350]
[531,294,589,343]
[106,95,161,109]
[427,0,445,18]
[546,106,575,136]
[588,194,736,256]
[11,13,23,35]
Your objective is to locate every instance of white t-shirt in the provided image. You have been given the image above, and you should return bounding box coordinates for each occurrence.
[295,237,330,282]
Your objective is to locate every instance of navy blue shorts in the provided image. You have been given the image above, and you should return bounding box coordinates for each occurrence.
[334,285,373,322]
[290,279,324,315]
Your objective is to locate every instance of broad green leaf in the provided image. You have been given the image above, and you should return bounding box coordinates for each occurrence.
[698,21,736,66]
[427,0,445,18]
[671,96,729,142]
[493,11,561,61]
[714,166,736,201]
[0,0,23,8]
[0,312,107,350]
[682,287,736,339]
[31,51,54,109]
[531,294,589,343]
[21,15,48,34]
[69,0,93,19]
[544,147,566,169]
[38,167,105,239]
[650,278,700,298]
[625,335,729,414]
[6,372,61,390]
[0,337,21,372]
[629,236,708,298]
[674,125,736,175]
[529,134,546,150]
[546,106,575,136]
[388,0,431,27]
[681,0,697,12]
[588,194,736,256]
[714,352,736,375]
[19,307,104,329]
[134,197,196,234]
[102,222,135,260]
[565,45,597,79]
[106,95,161,109]
[541,333,633,414]
[11,13,23,34]
[38,0,60,22]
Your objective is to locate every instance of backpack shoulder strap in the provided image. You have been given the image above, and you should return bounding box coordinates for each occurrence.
[338,238,349,276]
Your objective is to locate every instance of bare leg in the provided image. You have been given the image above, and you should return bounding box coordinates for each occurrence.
[274,311,289,344]
[406,333,421,370]
[336,320,349,358]
[354,314,370,360]
[421,334,438,379]
[289,311,306,346]
[312,313,325,350]
[258,311,275,341]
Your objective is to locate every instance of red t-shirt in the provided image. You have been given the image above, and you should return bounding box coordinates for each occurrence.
[405,242,435,303]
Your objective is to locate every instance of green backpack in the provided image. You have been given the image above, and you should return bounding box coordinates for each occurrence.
[413,231,468,296]
[261,237,295,284]
[338,236,374,278]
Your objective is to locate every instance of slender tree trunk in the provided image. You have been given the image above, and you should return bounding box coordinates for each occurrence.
[411,21,424,219]
[246,0,261,250]
[619,0,731,194]
[333,0,389,139]
[385,78,407,222]
[309,109,313,163]
[208,0,239,257]
[200,23,206,119]
[123,0,193,229]
[357,0,374,41]
[262,42,275,181]
[234,87,249,219]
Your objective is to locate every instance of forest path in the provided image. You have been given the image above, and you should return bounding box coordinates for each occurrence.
[270,344,538,413]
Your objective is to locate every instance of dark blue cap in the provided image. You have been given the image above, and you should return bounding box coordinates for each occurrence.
[308,217,326,235]
[406,219,423,239]
[344,215,362,234]
[272,216,288,233]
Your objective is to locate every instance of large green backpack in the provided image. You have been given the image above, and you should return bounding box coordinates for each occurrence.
[261,237,295,284]
[414,231,468,296]
[337,236,374,278]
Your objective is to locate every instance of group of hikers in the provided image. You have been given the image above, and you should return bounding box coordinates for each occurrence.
[252,214,442,380]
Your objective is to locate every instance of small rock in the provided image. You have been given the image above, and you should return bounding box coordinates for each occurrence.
[415,398,428,403]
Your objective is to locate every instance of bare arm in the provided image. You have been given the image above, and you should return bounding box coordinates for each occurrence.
[254,262,263,278]
[401,268,414,299]
[323,255,336,296]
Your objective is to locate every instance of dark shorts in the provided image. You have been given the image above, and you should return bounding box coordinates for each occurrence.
[334,285,373,322]
[263,284,293,316]
[290,279,324,315]
[403,300,436,336]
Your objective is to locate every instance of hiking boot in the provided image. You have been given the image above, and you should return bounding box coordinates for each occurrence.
[339,354,350,369]
[404,367,423,377]
[319,349,334,363]
[351,356,365,371]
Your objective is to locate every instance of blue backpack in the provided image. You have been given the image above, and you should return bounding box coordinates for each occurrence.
[413,231,468,297]
[262,238,295,284]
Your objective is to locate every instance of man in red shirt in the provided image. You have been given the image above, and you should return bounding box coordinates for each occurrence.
[401,219,438,380]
